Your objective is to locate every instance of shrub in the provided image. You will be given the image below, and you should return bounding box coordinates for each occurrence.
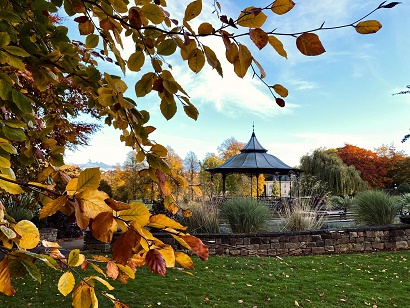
[281,200,325,231]
[0,192,38,222]
[352,190,400,226]
[177,201,220,234]
[220,197,271,233]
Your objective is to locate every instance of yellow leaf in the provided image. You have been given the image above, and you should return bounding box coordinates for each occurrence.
[184,0,202,22]
[198,22,214,35]
[225,42,238,64]
[140,3,165,24]
[268,35,288,58]
[39,195,69,219]
[66,178,78,195]
[72,281,92,308]
[253,58,266,79]
[114,79,128,93]
[149,214,188,230]
[271,0,295,15]
[0,156,10,168]
[88,276,114,290]
[272,84,289,98]
[0,225,16,239]
[249,28,268,50]
[127,51,145,72]
[116,201,150,226]
[203,45,222,76]
[77,168,101,192]
[14,220,40,249]
[188,48,205,73]
[155,244,175,267]
[296,32,325,56]
[0,258,15,296]
[175,251,194,269]
[237,7,267,28]
[355,20,382,34]
[234,44,252,78]
[68,249,86,267]
[58,271,75,296]
[191,185,203,197]
[76,189,111,219]
[0,174,23,194]
[117,264,135,279]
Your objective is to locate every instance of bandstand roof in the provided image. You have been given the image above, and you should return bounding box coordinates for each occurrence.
[206,131,302,176]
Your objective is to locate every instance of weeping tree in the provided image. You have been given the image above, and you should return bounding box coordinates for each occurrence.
[300,149,368,196]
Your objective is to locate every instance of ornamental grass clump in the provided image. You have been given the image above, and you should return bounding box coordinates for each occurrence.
[220,197,271,233]
[352,190,400,226]
[177,201,220,234]
[281,200,325,231]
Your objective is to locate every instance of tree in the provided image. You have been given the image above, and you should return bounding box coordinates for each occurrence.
[199,152,224,199]
[217,137,245,161]
[300,148,367,196]
[184,151,200,201]
[0,0,399,306]
[338,144,407,189]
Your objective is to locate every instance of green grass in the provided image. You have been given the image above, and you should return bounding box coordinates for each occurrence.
[2,251,410,307]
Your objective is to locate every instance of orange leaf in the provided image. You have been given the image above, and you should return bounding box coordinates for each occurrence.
[112,229,141,265]
[164,196,178,214]
[106,261,119,280]
[114,300,131,308]
[0,258,15,296]
[181,235,208,261]
[296,33,325,56]
[249,28,268,50]
[272,84,288,98]
[146,249,166,276]
[182,209,193,218]
[105,198,131,211]
[90,212,116,242]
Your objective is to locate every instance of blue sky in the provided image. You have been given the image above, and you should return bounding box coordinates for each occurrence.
[65,1,410,168]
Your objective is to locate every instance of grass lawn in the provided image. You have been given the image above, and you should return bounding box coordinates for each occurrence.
[2,250,410,307]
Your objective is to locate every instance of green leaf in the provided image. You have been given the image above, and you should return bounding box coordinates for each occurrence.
[0,142,16,155]
[0,32,11,48]
[4,46,30,57]
[135,72,155,97]
[127,51,145,72]
[2,126,26,142]
[85,34,99,48]
[157,39,177,56]
[12,90,32,113]
[1,52,25,71]
[0,11,21,23]
[20,259,42,283]
[160,98,177,120]
[0,78,12,100]
[140,3,165,24]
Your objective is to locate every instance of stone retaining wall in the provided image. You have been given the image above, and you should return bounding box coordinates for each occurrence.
[84,225,410,256]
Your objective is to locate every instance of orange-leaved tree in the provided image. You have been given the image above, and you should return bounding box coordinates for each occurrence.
[0,0,400,307]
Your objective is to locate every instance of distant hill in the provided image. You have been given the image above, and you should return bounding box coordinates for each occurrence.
[76,160,117,171]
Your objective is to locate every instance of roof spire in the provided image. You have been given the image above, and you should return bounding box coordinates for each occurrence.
[252,121,254,133]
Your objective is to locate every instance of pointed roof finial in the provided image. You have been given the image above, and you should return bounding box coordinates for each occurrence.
[252,121,254,133]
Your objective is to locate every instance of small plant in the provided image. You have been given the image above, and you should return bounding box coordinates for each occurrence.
[329,195,354,211]
[352,190,400,226]
[0,192,38,222]
[220,197,271,233]
[177,201,220,234]
[397,193,410,215]
[281,200,325,231]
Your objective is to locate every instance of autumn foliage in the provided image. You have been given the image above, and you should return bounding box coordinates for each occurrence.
[0,0,400,307]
